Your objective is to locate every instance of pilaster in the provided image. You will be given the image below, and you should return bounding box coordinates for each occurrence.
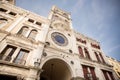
[26,67,41,80]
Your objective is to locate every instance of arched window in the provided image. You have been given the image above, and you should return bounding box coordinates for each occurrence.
[99,52,105,63]
[84,48,91,59]
[78,46,84,57]
[28,29,37,40]
[94,52,101,62]
[17,26,29,36]
[0,18,7,28]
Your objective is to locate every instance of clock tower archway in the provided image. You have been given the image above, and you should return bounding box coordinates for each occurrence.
[40,58,72,80]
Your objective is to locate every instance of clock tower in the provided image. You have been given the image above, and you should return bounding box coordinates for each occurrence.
[48,5,73,30]
[46,6,77,54]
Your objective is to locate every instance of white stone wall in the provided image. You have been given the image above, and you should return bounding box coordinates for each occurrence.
[0,1,119,80]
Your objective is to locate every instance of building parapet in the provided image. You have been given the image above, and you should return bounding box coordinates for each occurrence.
[74,30,100,44]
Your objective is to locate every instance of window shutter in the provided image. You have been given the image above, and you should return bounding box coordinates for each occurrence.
[102,70,109,80]
[82,65,88,80]
[90,67,97,80]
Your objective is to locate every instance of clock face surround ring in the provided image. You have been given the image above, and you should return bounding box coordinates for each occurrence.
[51,32,68,46]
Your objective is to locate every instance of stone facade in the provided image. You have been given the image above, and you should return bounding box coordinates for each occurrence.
[0,1,119,80]
[107,56,120,79]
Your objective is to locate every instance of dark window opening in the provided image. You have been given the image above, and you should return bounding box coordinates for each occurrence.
[0,8,7,12]
[68,34,71,36]
[0,18,7,21]
[9,12,17,16]
[69,49,73,53]
[36,22,41,26]
[28,19,34,23]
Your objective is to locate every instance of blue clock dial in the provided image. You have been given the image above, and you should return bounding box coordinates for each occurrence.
[54,35,65,44]
[51,32,68,46]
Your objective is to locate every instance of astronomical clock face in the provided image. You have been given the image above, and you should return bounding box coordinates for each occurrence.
[51,32,68,46]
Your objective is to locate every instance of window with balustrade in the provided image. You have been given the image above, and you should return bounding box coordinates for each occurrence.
[0,45,29,65]
[102,70,115,80]
[82,65,97,80]
[14,49,29,65]
[0,45,16,61]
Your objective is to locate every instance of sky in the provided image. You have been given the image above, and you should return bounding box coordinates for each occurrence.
[16,0,120,61]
